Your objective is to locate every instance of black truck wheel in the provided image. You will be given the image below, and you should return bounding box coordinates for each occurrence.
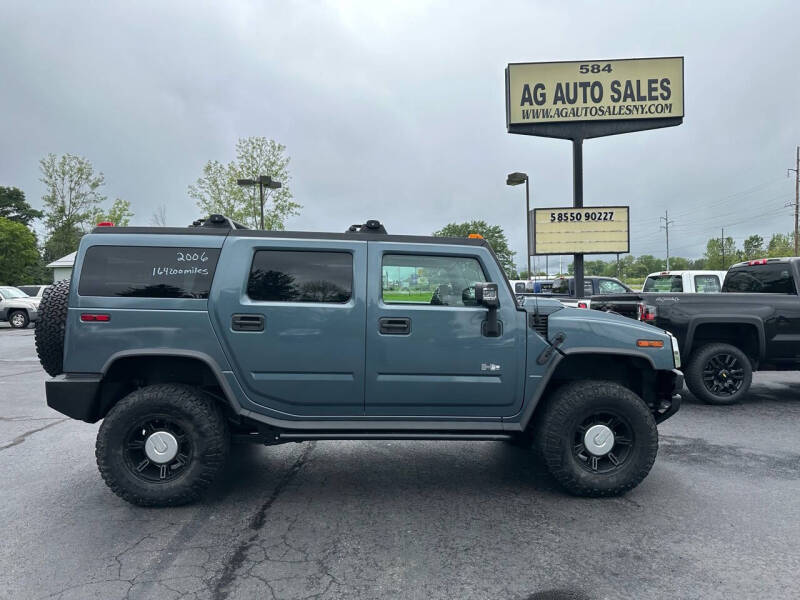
[96,384,230,507]
[8,310,30,329]
[535,381,658,497]
[685,343,752,405]
[34,279,71,376]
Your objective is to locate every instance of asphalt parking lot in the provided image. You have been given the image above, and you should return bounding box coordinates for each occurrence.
[1,324,799,600]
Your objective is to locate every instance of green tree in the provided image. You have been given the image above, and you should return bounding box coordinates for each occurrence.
[704,236,738,269]
[39,153,133,259]
[742,234,765,260]
[767,233,793,258]
[189,137,300,229]
[92,198,133,227]
[0,217,40,285]
[0,187,42,226]
[433,221,516,278]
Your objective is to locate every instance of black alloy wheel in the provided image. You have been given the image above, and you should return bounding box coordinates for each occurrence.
[702,353,745,396]
[572,412,634,475]
[122,416,193,483]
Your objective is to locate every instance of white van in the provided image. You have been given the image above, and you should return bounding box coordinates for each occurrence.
[642,270,727,293]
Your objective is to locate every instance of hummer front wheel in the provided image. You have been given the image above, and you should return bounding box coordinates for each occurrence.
[536,380,658,497]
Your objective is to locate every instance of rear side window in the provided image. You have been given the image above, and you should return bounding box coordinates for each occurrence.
[723,265,797,294]
[248,250,352,303]
[17,286,38,296]
[694,275,721,293]
[79,246,221,298]
[598,279,628,294]
[644,275,683,292]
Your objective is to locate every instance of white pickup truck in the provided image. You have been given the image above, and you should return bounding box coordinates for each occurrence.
[642,270,727,293]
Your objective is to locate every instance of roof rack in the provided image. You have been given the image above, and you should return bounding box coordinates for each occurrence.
[190,214,250,230]
[346,219,387,234]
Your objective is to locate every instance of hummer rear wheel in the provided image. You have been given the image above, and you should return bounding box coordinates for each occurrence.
[96,384,229,507]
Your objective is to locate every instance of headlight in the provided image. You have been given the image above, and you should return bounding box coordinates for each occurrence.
[669,332,681,368]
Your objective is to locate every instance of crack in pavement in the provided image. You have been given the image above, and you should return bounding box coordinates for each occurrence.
[0,418,68,450]
[212,441,316,600]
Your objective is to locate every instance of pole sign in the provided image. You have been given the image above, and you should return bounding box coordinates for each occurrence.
[506,57,684,139]
[532,206,630,255]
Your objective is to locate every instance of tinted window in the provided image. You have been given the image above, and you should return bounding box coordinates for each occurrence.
[79,246,221,298]
[598,279,629,294]
[551,278,569,294]
[644,275,683,292]
[694,275,721,293]
[382,254,486,306]
[17,286,39,296]
[248,250,352,303]
[723,265,797,294]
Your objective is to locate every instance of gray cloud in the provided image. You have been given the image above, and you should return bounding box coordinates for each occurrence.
[1,1,798,268]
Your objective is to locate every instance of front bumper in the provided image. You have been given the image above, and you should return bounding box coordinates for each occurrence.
[653,368,683,424]
[45,374,102,422]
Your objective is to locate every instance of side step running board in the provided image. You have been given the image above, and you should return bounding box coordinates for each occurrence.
[277,432,514,442]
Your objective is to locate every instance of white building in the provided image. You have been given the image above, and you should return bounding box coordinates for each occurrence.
[46,251,76,282]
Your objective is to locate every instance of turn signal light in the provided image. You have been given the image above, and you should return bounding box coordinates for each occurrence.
[636,340,664,348]
[81,314,111,322]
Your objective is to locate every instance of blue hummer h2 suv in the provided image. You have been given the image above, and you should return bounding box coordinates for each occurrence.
[36,217,682,506]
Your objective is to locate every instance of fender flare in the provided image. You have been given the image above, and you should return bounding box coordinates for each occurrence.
[514,348,662,431]
[99,349,244,417]
[683,315,766,361]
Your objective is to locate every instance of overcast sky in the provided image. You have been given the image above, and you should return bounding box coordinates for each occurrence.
[2,1,798,270]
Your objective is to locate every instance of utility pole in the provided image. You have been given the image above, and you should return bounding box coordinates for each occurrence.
[721,227,725,269]
[789,146,799,256]
[659,210,675,270]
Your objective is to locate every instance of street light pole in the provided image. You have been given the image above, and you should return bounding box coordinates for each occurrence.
[237,175,282,230]
[525,175,531,279]
[507,172,532,280]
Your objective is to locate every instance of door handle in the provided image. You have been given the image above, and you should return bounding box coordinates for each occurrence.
[379,317,411,335]
[231,313,264,332]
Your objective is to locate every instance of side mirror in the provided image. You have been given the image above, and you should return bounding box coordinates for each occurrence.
[474,282,499,309]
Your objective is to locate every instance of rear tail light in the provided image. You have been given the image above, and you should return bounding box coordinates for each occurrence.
[96,221,114,227]
[637,302,657,322]
[81,313,111,322]
[577,301,588,309]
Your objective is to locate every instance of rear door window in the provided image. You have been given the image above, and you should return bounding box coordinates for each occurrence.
[723,265,797,294]
[79,246,221,298]
[247,250,352,303]
[694,275,721,293]
[598,279,629,294]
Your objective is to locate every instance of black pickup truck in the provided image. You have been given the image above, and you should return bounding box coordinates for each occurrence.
[590,258,800,405]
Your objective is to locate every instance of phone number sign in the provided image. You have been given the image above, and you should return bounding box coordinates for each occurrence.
[533,206,630,255]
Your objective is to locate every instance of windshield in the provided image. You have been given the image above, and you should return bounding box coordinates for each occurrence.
[643,275,683,292]
[0,287,30,299]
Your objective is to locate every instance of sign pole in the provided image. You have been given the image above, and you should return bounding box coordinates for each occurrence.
[572,137,584,297]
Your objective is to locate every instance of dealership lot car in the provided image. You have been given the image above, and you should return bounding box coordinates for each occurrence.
[36,217,681,506]
[0,286,39,329]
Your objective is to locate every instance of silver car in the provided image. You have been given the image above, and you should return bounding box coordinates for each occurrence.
[0,286,40,328]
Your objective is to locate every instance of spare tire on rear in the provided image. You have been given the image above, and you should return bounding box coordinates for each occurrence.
[35,279,71,376]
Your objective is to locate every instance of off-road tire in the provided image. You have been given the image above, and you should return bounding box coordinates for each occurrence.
[8,310,30,329]
[34,279,71,376]
[96,384,230,507]
[536,380,658,497]
[685,343,752,405]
